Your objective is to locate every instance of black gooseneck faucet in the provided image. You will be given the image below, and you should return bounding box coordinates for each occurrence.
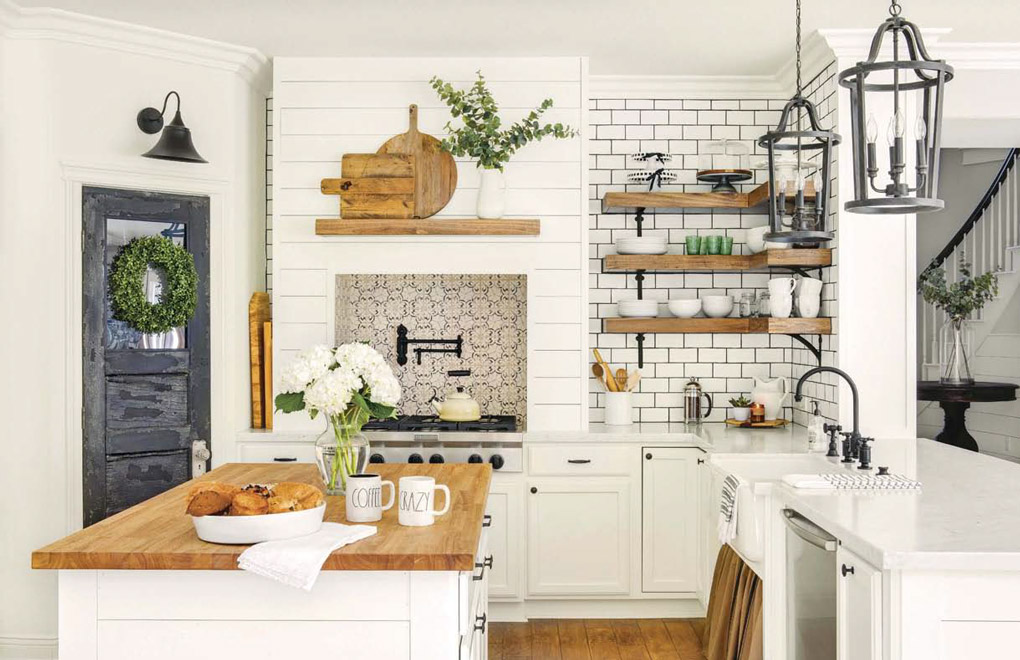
[794,366,870,468]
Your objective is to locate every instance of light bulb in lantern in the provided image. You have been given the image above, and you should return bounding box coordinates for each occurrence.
[915,115,927,140]
[866,115,878,144]
[886,109,906,145]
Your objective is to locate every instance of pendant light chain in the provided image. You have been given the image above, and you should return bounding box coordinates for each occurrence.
[889,0,902,17]
[795,0,803,96]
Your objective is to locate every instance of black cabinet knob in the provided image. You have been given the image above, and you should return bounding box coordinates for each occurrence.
[408,453,424,464]
[468,454,484,464]
[645,453,653,460]
[368,453,385,464]
[489,454,505,470]
[429,453,445,464]
[530,486,538,494]
[841,564,855,577]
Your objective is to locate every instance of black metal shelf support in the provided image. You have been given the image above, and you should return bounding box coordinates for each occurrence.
[634,207,645,236]
[636,333,646,368]
[787,333,823,363]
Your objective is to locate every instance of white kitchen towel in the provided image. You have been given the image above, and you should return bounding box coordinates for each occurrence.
[717,474,741,545]
[237,522,377,591]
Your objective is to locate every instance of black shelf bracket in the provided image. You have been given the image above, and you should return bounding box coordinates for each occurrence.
[396,324,463,366]
[636,333,646,368]
[634,207,645,236]
[787,333,823,364]
[635,270,646,300]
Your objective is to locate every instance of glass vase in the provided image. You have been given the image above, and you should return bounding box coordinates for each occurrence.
[314,417,370,496]
[939,317,974,385]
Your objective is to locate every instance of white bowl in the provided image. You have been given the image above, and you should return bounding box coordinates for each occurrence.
[765,240,791,250]
[618,299,659,318]
[191,503,326,545]
[668,299,702,318]
[701,295,734,318]
[616,236,668,255]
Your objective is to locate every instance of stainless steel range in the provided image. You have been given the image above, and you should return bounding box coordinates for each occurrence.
[362,415,523,472]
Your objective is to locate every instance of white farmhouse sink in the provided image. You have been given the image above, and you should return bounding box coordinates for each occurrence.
[708,454,841,565]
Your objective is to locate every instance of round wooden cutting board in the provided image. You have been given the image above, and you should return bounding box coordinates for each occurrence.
[376,104,458,219]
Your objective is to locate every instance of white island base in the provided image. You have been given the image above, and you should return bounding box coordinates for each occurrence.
[59,568,486,660]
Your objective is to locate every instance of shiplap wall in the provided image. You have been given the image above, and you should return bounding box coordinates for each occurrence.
[271,57,589,432]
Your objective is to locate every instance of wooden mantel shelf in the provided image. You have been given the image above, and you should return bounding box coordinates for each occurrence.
[603,316,832,335]
[604,248,831,273]
[601,180,815,214]
[315,218,541,236]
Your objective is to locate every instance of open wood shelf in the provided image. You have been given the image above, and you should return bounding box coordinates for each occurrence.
[601,180,815,213]
[603,316,832,335]
[315,218,541,236]
[604,248,832,273]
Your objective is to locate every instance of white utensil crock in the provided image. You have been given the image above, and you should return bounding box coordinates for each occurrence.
[345,473,395,523]
[604,391,633,426]
[398,476,451,527]
[477,167,506,219]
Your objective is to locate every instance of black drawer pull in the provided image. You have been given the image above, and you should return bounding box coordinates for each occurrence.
[474,613,487,633]
[841,564,855,577]
[567,459,592,464]
[697,458,705,465]
[473,555,493,581]
[273,457,297,462]
[482,514,492,528]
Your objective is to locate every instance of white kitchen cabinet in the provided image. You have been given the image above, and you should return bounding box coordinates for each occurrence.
[837,546,883,660]
[526,478,631,596]
[485,476,523,600]
[642,447,701,593]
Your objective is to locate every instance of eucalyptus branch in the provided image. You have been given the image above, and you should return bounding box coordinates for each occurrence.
[918,253,999,321]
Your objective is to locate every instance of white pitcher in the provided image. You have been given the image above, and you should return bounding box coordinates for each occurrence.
[751,376,789,421]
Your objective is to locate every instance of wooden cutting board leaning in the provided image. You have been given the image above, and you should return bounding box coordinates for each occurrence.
[376,104,457,218]
[248,292,272,429]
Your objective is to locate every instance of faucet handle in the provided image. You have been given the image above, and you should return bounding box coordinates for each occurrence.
[823,423,841,435]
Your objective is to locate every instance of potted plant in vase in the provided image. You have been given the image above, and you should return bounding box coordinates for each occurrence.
[918,255,999,385]
[729,395,753,423]
[430,71,577,219]
[275,344,401,495]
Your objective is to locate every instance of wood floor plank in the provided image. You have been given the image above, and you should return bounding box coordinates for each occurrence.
[612,620,652,660]
[663,620,706,660]
[503,619,534,659]
[637,619,682,660]
[688,618,706,646]
[585,619,622,659]
[489,622,508,660]
[532,619,563,659]
[558,620,593,660]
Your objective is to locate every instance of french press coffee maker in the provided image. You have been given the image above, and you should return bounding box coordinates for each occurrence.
[683,378,713,424]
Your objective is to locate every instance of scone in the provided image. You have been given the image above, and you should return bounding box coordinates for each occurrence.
[267,496,298,514]
[229,490,270,516]
[273,482,324,511]
[186,490,233,516]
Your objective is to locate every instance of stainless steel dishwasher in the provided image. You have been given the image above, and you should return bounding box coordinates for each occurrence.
[784,509,837,660]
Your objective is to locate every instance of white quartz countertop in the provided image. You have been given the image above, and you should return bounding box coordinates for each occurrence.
[780,439,1020,571]
[527,422,814,454]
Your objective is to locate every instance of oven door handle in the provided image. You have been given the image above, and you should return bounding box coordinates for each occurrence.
[783,509,837,552]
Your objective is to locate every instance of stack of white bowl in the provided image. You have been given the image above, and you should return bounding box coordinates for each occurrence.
[617,300,659,318]
[616,235,667,255]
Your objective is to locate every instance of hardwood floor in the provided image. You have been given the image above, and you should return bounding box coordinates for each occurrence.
[489,618,707,659]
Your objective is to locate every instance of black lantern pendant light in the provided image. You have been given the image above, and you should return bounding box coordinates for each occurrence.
[758,0,840,245]
[136,91,207,163]
[838,0,953,214]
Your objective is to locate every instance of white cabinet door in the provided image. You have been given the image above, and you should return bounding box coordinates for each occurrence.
[642,447,701,593]
[526,478,631,596]
[837,546,883,660]
[485,476,523,600]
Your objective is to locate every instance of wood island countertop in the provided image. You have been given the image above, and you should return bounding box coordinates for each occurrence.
[32,463,491,572]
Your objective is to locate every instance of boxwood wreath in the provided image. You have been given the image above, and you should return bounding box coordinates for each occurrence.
[109,236,197,334]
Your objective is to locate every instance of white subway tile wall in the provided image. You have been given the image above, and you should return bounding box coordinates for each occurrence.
[589,63,840,426]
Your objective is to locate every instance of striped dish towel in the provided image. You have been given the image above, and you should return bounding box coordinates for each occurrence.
[718,474,741,545]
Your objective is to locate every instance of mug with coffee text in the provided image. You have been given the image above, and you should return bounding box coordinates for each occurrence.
[345,473,395,523]
[398,476,451,527]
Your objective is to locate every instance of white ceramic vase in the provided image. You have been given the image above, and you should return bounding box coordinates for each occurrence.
[477,167,506,219]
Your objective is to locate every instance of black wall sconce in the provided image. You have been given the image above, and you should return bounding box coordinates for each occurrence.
[136,91,207,163]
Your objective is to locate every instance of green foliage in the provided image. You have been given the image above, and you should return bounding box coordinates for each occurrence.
[109,236,197,334]
[351,390,397,421]
[918,254,999,321]
[275,391,305,414]
[429,71,578,171]
[728,395,752,407]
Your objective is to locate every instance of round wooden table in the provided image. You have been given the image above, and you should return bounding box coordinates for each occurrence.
[917,381,1018,452]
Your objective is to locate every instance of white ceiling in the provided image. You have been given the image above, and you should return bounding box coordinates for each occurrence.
[16,0,1020,76]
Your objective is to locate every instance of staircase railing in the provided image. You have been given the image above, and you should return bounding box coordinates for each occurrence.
[919,148,1020,369]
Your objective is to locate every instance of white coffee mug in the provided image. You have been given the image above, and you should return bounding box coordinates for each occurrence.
[798,276,823,297]
[398,476,451,527]
[771,294,794,318]
[345,473,395,523]
[797,294,821,318]
[768,277,797,296]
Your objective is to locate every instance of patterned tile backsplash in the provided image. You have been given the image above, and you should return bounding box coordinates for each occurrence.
[334,274,527,424]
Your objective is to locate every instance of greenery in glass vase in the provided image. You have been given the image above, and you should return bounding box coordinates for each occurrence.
[918,255,999,322]
[275,344,400,491]
[429,71,578,171]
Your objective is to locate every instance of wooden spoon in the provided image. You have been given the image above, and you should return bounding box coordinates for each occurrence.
[626,370,641,391]
[616,368,628,391]
[592,349,620,391]
[593,362,618,392]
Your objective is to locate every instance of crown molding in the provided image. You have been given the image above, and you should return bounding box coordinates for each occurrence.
[589,74,788,100]
[817,27,952,62]
[0,0,269,90]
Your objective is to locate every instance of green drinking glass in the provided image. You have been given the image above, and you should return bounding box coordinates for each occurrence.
[685,235,702,255]
[706,235,723,255]
[721,236,734,255]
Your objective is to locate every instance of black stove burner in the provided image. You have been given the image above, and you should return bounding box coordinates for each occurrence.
[364,415,517,432]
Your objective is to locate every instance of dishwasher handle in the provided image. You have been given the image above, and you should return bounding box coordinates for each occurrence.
[783,509,837,552]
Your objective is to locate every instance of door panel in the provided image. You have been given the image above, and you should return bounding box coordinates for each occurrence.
[642,447,700,593]
[83,187,210,525]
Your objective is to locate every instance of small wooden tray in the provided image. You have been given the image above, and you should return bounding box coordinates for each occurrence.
[725,418,790,428]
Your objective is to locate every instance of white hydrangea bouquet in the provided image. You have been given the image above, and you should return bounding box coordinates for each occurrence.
[275,343,400,494]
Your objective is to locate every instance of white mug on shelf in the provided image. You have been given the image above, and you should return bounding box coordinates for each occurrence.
[345,473,395,523]
[771,294,794,318]
[768,277,797,296]
[796,277,823,318]
[398,476,451,527]
[604,391,633,426]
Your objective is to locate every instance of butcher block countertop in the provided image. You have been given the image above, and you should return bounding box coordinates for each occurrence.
[32,462,491,572]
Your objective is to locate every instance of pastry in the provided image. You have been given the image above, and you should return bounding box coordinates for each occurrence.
[186,490,232,517]
[228,490,270,516]
[272,482,324,510]
[267,496,298,514]
[188,482,241,500]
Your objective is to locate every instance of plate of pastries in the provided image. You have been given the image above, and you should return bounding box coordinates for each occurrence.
[186,481,326,544]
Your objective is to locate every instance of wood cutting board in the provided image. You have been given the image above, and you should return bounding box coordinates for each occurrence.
[322,153,416,219]
[376,104,457,219]
[248,293,270,428]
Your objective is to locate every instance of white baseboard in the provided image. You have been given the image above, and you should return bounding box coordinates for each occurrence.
[0,636,57,660]
[490,598,705,622]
